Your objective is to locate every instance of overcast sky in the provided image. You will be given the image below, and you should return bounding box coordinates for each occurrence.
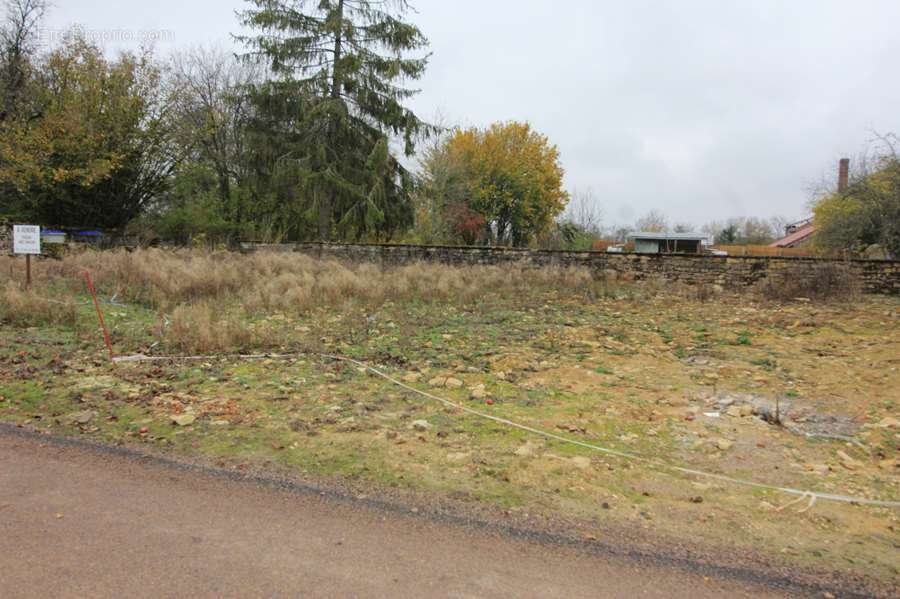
[44,1,900,228]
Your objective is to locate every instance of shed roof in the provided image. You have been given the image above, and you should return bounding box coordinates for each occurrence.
[628,232,707,241]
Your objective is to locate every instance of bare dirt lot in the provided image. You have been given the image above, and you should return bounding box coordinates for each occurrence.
[1,249,898,590]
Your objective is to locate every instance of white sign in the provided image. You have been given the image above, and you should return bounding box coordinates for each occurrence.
[13,225,41,255]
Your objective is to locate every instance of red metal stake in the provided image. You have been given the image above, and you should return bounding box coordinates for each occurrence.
[83,271,114,360]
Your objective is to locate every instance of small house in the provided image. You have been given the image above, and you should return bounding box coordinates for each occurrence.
[629,232,706,254]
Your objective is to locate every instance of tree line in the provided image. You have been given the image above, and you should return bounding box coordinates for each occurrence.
[0,0,573,247]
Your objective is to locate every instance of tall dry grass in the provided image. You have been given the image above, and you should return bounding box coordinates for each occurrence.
[164,302,259,354]
[0,281,77,326]
[3,249,595,312]
[1,249,596,351]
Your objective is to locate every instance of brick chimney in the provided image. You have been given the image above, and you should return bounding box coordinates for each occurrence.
[838,158,850,193]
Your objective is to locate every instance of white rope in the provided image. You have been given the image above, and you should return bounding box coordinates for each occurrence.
[112,351,900,509]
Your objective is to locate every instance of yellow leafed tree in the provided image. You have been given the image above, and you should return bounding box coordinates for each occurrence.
[446,121,568,246]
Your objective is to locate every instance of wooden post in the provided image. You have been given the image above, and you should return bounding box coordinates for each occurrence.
[25,254,31,287]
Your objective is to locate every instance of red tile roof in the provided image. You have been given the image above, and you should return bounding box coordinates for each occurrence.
[769,222,816,248]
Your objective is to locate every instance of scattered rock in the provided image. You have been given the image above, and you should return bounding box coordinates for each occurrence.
[410,420,432,432]
[514,442,538,457]
[601,502,611,510]
[725,406,743,418]
[446,452,469,463]
[172,414,196,427]
[427,376,447,388]
[805,463,830,476]
[690,496,704,504]
[665,396,689,407]
[570,456,592,470]
[68,410,94,425]
[876,417,899,429]
[445,377,464,389]
[791,318,817,329]
[739,405,754,417]
[715,438,734,451]
[469,384,487,400]
[401,372,422,383]
[836,450,862,471]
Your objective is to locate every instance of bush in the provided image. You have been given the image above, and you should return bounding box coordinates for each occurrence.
[757,263,859,302]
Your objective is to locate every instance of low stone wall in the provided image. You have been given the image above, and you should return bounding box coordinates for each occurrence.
[240,242,900,295]
[0,224,11,254]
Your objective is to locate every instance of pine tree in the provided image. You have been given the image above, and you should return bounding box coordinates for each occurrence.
[237,0,430,240]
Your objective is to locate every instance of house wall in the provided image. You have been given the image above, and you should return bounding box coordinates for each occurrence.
[241,242,900,295]
[634,239,659,254]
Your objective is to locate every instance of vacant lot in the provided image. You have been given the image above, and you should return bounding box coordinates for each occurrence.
[2,249,898,585]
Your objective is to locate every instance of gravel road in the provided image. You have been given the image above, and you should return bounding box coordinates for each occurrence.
[0,430,797,598]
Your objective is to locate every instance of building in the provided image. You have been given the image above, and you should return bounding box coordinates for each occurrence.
[629,232,706,254]
[769,158,849,249]
[769,218,816,248]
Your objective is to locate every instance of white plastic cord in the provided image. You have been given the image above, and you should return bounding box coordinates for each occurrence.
[112,351,900,509]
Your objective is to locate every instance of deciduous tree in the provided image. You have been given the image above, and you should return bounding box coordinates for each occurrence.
[814,136,900,258]
[0,0,45,121]
[634,210,669,233]
[0,33,178,228]
[444,121,568,246]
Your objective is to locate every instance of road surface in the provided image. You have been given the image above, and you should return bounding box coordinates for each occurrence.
[0,429,796,598]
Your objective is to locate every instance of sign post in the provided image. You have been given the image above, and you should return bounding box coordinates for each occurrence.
[13,225,41,287]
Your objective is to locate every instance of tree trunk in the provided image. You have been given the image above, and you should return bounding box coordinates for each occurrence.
[318,0,345,241]
[317,187,332,241]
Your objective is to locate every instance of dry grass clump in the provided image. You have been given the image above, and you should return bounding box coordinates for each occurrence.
[163,303,259,354]
[248,261,596,313]
[0,281,77,326]
[757,263,860,302]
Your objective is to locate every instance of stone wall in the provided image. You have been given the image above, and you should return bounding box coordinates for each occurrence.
[0,223,11,254]
[241,242,900,295]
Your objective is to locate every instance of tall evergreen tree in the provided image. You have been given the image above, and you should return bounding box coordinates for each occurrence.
[237,0,430,240]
